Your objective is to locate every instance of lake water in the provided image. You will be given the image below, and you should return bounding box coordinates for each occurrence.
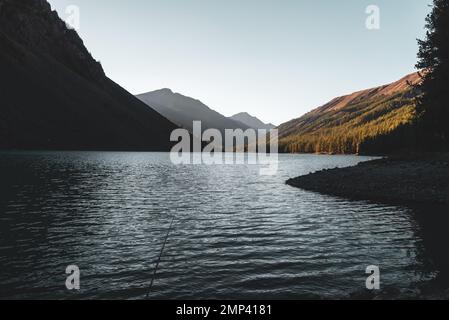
[0,152,447,299]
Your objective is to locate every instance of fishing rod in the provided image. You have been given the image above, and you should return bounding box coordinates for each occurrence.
[146,215,176,299]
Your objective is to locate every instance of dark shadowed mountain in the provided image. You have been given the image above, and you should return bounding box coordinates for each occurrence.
[0,0,177,151]
[278,73,422,155]
[230,112,275,131]
[136,89,250,134]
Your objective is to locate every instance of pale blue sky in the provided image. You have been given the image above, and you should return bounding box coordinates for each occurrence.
[48,0,431,125]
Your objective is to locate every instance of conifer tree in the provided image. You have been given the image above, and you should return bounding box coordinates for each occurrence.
[416,0,449,149]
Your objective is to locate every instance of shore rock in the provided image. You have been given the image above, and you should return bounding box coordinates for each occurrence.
[286,153,449,206]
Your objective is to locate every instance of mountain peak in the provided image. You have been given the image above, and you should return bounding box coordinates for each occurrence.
[234,112,252,117]
[136,89,251,133]
[230,112,275,130]
[155,88,173,94]
[0,0,105,82]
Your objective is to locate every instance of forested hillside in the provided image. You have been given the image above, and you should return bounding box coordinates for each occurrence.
[278,73,421,155]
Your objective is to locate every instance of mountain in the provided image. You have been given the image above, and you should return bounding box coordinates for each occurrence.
[0,0,177,151]
[136,89,250,134]
[278,72,422,155]
[230,112,275,131]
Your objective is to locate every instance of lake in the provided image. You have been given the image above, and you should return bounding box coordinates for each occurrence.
[0,151,447,299]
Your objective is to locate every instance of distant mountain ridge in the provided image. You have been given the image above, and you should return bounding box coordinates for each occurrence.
[137,89,276,135]
[0,0,177,150]
[136,89,251,134]
[278,72,422,155]
[230,112,275,131]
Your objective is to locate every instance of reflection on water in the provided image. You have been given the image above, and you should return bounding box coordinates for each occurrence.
[0,151,447,299]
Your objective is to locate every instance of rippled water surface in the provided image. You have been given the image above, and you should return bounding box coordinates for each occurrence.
[0,152,447,299]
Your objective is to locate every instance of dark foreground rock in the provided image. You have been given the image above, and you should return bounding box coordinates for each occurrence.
[0,0,177,151]
[286,153,449,205]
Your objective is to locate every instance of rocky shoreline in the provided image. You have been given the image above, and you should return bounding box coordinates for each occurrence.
[286,153,449,206]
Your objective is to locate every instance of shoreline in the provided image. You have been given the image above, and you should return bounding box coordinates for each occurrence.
[286,153,449,206]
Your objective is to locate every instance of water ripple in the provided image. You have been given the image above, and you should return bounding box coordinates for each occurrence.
[0,151,446,299]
